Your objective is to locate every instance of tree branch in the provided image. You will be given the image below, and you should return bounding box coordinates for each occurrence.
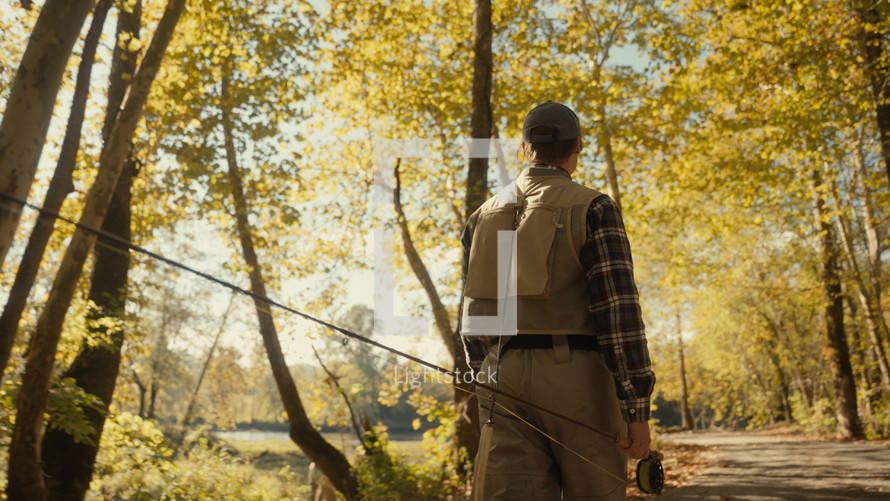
[312,347,368,451]
[392,158,455,359]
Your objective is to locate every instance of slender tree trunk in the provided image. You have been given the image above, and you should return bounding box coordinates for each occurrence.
[490,124,513,188]
[790,310,818,409]
[809,167,864,439]
[458,0,492,470]
[779,370,792,423]
[393,160,480,465]
[763,344,792,423]
[133,369,147,418]
[313,348,367,450]
[147,379,159,420]
[40,2,144,480]
[5,1,186,498]
[676,312,693,430]
[600,124,622,212]
[0,0,96,269]
[220,76,357,500]
[852,140,890,356]
[465,0,492,220]
[743,353,775,425]
[0,0,114,383]
[755,310,794,423]
[846,295,877,426]
[393,160,455,357]
[179,293,235,433]
[41,158,137,501]
[578,0,623,211]
[451,334,480,464]
[857,0,890,187]
[834,195,890,389]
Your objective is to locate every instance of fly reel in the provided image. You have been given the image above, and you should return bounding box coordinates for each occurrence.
[635,451,665,494]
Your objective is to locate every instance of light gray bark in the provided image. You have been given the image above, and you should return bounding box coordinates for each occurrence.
[0,0,113,384]
[0,0,96,269]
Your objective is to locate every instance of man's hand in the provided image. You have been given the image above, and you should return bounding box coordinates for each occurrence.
[622,421,651,460]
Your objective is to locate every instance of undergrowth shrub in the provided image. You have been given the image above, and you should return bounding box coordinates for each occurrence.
[354,423,464,501]
[87,412,309,500]
[790,394,836,435]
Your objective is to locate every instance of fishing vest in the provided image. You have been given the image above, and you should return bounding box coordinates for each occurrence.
[461,166,602,336]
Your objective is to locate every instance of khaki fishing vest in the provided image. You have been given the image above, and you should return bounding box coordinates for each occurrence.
[461,167,603,336]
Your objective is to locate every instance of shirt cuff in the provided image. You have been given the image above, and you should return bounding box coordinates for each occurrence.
[619,396,651,423]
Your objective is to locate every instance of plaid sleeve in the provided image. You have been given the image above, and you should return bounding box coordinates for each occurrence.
[580,195,655,422]
[459,218,490,374]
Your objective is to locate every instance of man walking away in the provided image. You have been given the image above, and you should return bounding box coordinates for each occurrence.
[461,101,655,500]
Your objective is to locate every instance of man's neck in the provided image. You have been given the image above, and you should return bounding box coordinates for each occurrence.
[530,163,572,176]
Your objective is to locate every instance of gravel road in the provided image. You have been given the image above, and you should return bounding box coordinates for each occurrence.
[656,431,890,500]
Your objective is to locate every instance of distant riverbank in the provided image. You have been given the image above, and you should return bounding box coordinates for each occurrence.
[215,427,426,443]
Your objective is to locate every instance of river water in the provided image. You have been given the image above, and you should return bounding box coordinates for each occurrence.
[215,429,291,442]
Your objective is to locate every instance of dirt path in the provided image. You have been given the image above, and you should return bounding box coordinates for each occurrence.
[656,431,890,500]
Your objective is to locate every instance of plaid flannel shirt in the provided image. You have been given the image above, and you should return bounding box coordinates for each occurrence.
[460,190,655,423]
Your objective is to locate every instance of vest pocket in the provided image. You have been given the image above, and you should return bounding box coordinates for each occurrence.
[465,204,560,300]
[516,205,559,298]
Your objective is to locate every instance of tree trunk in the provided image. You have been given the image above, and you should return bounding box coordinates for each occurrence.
[789,309,818,409]
[465,0,492,220]
[393,160,480,466]
[846,295,877,425]
[179,293,234,433]
[147,379,159,420]
[833,194,890,389]
[755,309,794,423]
[763,343,792,423]
[133,369,147,418]
[0,0,96,269]
[578,0,624,211]
[676,312,694,430]
[600,125,622,212]
[0,0,113,383]
[743,354,774,425]
[778,369,792,423]
[393,160,454,358]
[6,1,186,498]
[857,0,890,188]
[851,140,890,363]
[39,4,142,495]
[220,76,357,500]
[41,158,137,501]
[458,0,492,471]
[809,167,863,439]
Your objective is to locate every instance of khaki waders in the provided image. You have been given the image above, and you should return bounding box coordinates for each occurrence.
[474,339,627,500]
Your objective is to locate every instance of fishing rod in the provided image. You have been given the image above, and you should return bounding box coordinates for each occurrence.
[2,189,623,442]
[1,190,664,493]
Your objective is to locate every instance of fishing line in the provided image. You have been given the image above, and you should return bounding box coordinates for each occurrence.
[0,190,638,453]
[450,380,629,486]
[311,340,629,487]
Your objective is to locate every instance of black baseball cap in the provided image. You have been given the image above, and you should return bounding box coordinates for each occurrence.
[522,101,581,143]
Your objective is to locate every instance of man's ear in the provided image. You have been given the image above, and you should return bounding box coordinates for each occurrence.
[521,141,531,159]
